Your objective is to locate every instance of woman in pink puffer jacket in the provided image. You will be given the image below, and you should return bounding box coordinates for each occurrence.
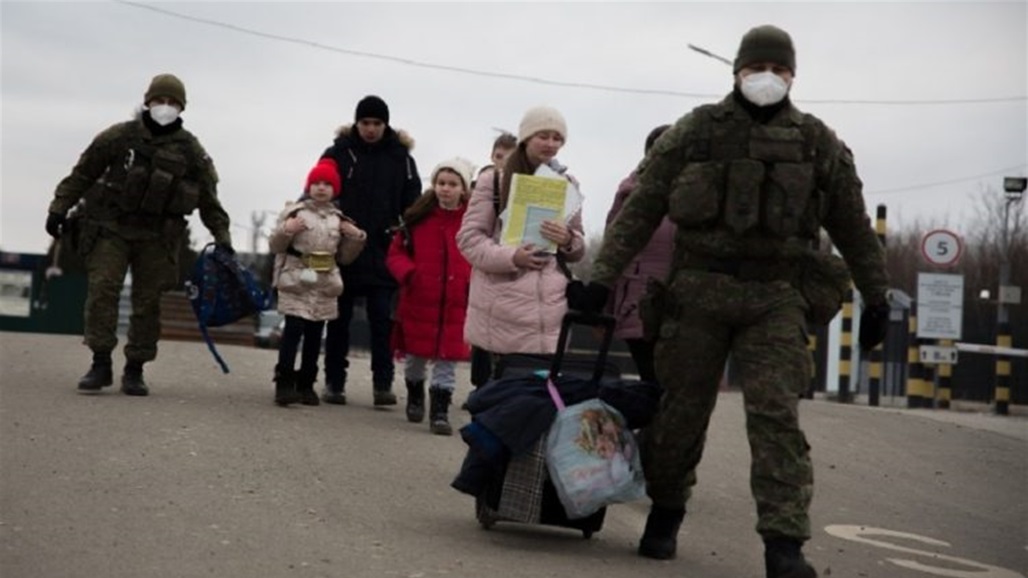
[604,125,673,383]
[457,106,585,368]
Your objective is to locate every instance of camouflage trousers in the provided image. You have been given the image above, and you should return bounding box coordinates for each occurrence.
[83,232,178,363]
[644,269,814,540]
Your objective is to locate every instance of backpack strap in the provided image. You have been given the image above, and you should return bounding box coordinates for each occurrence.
[197,244,232,373]
[492,168,501,217]
[200,323,231,374]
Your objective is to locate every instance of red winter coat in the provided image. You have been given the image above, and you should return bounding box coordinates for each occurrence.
[386,204,472,361]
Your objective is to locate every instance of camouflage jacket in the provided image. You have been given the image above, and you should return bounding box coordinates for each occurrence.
[592,94,887,304]
[49,115,231,244]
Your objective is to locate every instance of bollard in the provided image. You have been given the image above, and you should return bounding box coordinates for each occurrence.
[868,357,883,407]
[838,289,855,403]
[995,322,1012,415]
[868,204,887,407]
[906,301,931,408]
[936,338,953,409]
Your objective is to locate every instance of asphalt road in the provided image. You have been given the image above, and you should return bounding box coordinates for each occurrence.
[1,332,1026,578]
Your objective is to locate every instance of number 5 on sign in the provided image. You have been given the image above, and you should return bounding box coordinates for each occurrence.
[921,229,964,268]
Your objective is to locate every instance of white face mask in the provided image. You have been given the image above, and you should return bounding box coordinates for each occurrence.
[149,104,180,126]
[740,71,790,107]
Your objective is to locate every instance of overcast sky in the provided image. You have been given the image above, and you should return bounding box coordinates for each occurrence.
[3,1,1026,255]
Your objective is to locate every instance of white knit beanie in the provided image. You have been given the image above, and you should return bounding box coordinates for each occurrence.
[430,157,476,191]
[517,106,567,144]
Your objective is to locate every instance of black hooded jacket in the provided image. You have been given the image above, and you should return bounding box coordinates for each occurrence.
[321,125,421,287]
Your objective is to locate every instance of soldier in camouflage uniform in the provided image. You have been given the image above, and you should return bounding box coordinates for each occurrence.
[45,74,232,397]
[569,25,889,578]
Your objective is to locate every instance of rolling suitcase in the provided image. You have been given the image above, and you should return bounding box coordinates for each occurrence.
[474,312,619,539]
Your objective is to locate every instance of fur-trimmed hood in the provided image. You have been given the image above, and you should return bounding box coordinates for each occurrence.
[334,123,415,150]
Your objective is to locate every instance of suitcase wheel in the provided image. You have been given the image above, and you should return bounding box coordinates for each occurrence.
[581,529,593,539]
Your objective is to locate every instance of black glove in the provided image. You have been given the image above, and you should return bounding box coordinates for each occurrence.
[566,281,610,315]
[858,300,890,350]
[45,212,66,239]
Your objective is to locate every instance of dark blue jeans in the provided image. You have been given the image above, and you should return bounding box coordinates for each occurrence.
[323,285,396,391]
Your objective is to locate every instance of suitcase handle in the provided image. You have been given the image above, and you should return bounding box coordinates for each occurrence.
[549,311,616,383]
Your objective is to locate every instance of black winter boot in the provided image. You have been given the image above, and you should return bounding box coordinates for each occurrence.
[428,388,453,436]
[77,352,113,394]
[373,382,398,406]
[637,505,686,559]
[405,380,425,423]
[121,361,149,396]
[295,368,320,406]
[321,382,347,405]
[765,538,817,578]
[273,366,300,406]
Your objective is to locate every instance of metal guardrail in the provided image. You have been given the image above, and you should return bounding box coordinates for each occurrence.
[955,342,1028,358]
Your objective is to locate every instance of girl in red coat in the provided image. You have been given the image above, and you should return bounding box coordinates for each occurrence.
[386,158,475,435]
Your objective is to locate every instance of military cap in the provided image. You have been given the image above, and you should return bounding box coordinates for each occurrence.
[144,73,187,109]
[733,25,796,74]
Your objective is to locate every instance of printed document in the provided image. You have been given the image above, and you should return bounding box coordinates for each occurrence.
[500,173,567,252]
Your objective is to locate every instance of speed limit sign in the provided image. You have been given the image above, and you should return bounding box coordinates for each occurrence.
[921,229,963,267]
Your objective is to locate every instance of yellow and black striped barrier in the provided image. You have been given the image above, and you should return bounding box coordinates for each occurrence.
[906,301,933,408]
[936,338,953,409]
[868,204,887,406]
[838,289,855,403]
[995,321,1012,415]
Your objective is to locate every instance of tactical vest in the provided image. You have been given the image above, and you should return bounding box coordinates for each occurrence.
[86,123,203,221]
[667,103,823,244]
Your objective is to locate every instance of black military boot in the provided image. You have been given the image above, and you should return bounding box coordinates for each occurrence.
[295,367,320,406]
[637,505,686,560]
[121,361,149,397]
[274,366,300,406]
[428,387,453,436]
[765,537,818,578]
[373,382,398,407]
[405,380,425,423]
[77,352,114,394]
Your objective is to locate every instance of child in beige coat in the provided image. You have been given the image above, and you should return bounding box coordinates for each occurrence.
[269,158,366,406]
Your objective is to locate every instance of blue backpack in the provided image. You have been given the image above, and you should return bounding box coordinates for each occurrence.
[185,243,270,373]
